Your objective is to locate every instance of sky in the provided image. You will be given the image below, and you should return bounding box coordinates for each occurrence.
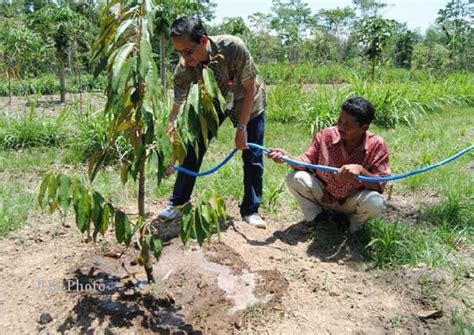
[210,0,449,32]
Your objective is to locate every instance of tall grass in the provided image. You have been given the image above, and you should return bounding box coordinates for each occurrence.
[259,63,466,85]
[0,102,67,149]
[260,63,351,85]
[267,72,473,132]
[267,84,308,123]
[0,181,35,235]
[0,74,107,96]
[362,196,473,269]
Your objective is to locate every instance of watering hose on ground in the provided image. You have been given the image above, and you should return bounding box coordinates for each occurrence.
[173,143,474,182]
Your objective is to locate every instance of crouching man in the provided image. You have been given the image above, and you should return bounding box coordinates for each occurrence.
[268,96,391,233]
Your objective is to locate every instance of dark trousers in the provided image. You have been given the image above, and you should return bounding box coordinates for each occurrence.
[170,111,265,217]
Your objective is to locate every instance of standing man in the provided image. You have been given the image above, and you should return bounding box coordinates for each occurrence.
[268,97,390,233]
[158,15,267,228]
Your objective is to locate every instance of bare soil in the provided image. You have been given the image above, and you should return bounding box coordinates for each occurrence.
[0,190,472,334]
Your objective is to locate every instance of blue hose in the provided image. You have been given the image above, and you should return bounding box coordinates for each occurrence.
[173,142,474,182]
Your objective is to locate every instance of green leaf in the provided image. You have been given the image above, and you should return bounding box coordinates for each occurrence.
[180,202,193,245]
[188,84,200,114]
[115,210,132,247]
[114,18,135,43]
[47,174,59,213]
[88,149,107,182]
[120,163,129,184]
[91,192,105,241]
[139,35,154,79]
[38,173,52,209]
[202,68,226,110]
[199,115,208,146]
[149,235,163,261]
[72,181,91,234]
[216,195,227,221]
[57,174,72,216]
[112,42,135,92]
[193,206,208,246]
[100,203,112,236]
[115,55,134,94]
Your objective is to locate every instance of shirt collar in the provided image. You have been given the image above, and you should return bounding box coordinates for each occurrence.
[206,36,221,59]
[332,127,370,152]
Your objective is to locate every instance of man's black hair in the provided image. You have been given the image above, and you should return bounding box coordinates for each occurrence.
[169,15,207,44]
[341,96,375,126]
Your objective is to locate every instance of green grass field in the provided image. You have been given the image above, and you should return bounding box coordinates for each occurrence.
[1,84,473,273]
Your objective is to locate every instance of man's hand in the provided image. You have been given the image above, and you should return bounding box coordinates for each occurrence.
[235,130,248,150]
[336,164,365,183]
[267,148,288,164]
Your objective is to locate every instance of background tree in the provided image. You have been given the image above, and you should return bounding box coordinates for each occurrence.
[268,0,315,63]
[208,16,251,36]
[28,3,91,102]
[352,0,388,17]
[356,16,394,79]
[0,24,43,102]
[392,29,418,68]
[436,0,473,69]
[315,7,356,63]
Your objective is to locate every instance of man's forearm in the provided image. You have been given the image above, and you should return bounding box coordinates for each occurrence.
[169,102,181,122]
[238,80,256,126]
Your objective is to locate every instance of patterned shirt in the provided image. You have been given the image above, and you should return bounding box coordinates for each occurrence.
[298,127,391,204]
[173,35,265,126]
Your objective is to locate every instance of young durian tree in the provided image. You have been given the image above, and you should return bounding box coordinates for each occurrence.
[39,0,227,283]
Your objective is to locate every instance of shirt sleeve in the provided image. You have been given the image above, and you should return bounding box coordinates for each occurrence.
[367,140,391,192]
[298,132,321,164]
[173,61,192,105]
[231,37,258,83]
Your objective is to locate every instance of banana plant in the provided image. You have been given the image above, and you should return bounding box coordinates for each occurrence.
[39,0,228,284]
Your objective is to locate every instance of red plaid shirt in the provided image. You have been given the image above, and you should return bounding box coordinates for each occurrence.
[298,127,391,204]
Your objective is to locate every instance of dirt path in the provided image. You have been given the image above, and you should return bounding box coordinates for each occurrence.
[0,197,471,334]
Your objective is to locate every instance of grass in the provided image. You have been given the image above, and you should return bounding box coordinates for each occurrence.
[267,73,473,131]
[0,108,66,149]
[0,73,107,96]
[0,83,472,273]
[451,309,474,335]
[259,63,468,85]
[0,180,36,235]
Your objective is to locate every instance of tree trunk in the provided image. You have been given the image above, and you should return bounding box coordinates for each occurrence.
[159,32,167,91]
[138,162,155,283]
[7,70,11,106]
[371,57,376,81]
[59,55,66,103]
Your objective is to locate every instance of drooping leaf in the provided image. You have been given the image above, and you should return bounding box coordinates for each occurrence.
[100,203,112,236]
[47,174,59,213]
[88,149,108,182]
[150,235,163,261]
[115,210,132,246]
[115,55,134,94]
[72,180,91,233]
[112,42,135,92]
[91,192,105,241]
[120,162,130,184]
[57,174,72,216]
[199,115,209,146]
[180,202,193,245]
[114,18,135,43]
[38,173,52,209]
[193,205,208,246]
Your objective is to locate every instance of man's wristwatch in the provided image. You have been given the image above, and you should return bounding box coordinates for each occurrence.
[237,123,247,131]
